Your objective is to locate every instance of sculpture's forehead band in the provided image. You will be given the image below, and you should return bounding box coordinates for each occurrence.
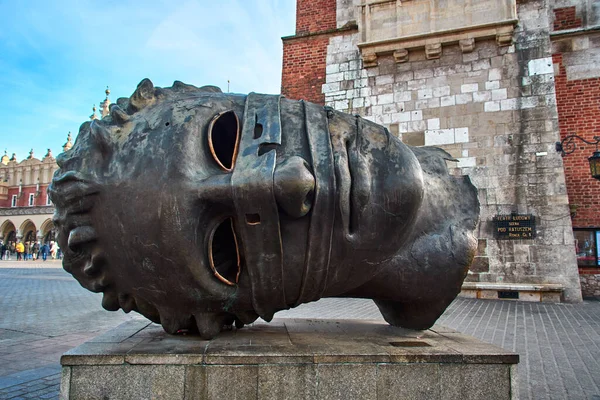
[231,93,286,320]
[231,95,335,320]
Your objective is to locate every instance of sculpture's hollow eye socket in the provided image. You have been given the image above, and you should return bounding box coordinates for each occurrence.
[208,110,240,172]
[208,217,241,286]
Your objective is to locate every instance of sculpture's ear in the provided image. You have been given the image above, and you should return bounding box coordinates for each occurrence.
[116,97,129,109]
[199,85,223,93]
[109,104,130,124]
[90,121,112,158]
[128,78,156,112]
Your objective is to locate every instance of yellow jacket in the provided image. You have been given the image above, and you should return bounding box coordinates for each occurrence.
[16,242,24,253]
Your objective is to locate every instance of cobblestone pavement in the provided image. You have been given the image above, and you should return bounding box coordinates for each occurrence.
[0,261,599,399]
[0,261,137,399]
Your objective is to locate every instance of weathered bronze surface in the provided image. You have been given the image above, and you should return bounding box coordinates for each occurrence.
[49,79,480,339]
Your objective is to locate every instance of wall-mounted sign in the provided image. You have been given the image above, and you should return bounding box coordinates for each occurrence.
[493,214,536,240]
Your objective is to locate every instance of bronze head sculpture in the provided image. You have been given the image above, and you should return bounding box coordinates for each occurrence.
[49,79,479,339]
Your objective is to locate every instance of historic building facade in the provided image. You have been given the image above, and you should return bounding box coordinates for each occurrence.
[0,146,63,247]
[282,0,600,300]
[0,88,111,251]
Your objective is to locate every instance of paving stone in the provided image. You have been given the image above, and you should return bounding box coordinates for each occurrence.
[1,263,600,399]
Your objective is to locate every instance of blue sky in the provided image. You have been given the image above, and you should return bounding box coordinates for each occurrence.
[0,0,296,161]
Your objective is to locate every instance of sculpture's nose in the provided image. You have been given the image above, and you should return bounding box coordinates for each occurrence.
[274,156,315,218]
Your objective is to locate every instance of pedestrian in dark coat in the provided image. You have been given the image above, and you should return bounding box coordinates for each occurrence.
[40,243,50,262]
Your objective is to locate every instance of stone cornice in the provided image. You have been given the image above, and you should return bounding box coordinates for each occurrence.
[0,206,55,216]
[550,25,600,39]
[358,19,518,66]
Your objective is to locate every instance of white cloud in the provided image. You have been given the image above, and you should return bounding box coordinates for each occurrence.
[0,0,296,159]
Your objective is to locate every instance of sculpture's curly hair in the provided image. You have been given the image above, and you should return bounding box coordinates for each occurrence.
[48,79,161,325]
[48,79,234,335]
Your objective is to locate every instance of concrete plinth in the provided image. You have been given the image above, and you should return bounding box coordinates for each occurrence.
[60,318,519,400]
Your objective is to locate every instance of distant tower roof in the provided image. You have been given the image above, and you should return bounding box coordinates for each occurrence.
[63,132,73,152]
[1,150,8,165]
[90,104,97,120]
[100,86,111,118]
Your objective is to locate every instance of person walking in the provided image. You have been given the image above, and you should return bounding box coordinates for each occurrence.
[24,241,31,261]
[15,241,24,261]
[32,242,39,261]
[40,242,49,262]
[50,241,57,259]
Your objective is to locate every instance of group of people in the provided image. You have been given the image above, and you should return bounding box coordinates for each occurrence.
[1,240,61,261]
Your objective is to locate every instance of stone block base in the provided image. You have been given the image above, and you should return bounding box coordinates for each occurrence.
[60,318,519,400]
[580,273,600,298]
[461,282,564,302]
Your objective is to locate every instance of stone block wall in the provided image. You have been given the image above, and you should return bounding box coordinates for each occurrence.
[580,270,600,297]
[322,0,582,301]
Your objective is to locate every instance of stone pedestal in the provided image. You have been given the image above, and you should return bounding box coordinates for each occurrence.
[60,318,519,400]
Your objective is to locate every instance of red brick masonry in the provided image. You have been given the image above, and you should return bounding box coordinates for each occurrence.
[295,0,337,35]
[553,53,600,227]
[282,35,331,104]
[553,6,583,31]
[281,0,337,104]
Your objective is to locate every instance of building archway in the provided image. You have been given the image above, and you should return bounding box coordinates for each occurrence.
[40,219,56,244]
[19,220,37,245]
[1,220,16,244]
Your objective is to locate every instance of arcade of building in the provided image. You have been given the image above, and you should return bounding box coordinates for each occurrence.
[0,141,67,248]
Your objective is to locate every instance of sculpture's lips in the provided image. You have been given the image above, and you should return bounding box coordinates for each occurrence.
[330,116,371,241]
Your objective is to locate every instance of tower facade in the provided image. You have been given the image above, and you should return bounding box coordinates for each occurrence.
[282,0,600,300]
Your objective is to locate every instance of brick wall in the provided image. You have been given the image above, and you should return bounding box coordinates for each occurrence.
[282,0,347,104]
[553,53,600,227]
[553,6,583,31]
[282,35,331,104]
[295,0,337,35]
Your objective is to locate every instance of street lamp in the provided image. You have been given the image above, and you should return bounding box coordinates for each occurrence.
[556,134,600,181]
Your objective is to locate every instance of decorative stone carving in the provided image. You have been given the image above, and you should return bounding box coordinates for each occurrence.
[459,38,475,53]
[362,52,378,68]
[49,79,480,339]
[356,0,517,64]
[0,206,54,216]
[393,48,409,63]
[497,32,514,46]
[425,43,442,59]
